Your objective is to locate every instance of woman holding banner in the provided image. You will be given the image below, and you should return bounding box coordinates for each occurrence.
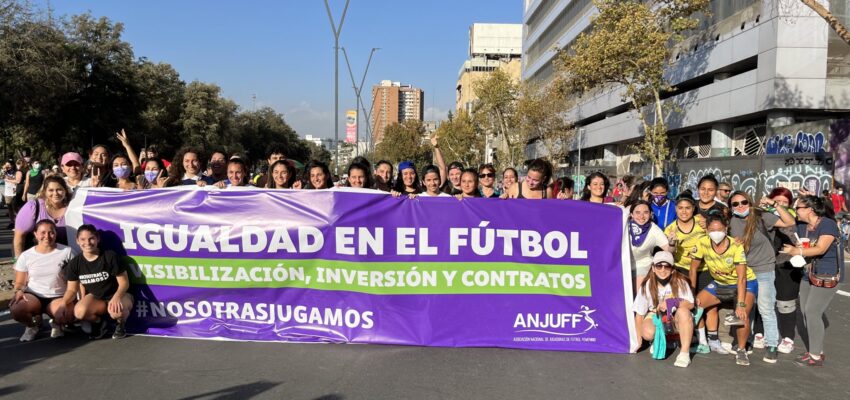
[580,172,610,203]
[628,200,670,289]
[417,165,450,197]
[478,164,501,198]
[456,168,482,199]
[633,251,694,368]
[304,160,333,190]
[691,214,757,366]
[10,220,77,341]
[501,159,552,200]
[265,160,299,189]
[165,147,215,187]
[392,161,422,196]
[345,162,373,189]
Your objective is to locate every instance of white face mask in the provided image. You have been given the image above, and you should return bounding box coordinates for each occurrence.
[708,231,727,244]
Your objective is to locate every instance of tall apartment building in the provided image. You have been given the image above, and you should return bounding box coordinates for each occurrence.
[370,80,424,145]
[456,23,523,114]
[522,1,850,181]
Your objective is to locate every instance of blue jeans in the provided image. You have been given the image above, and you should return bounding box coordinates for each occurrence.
[755,271,779,347]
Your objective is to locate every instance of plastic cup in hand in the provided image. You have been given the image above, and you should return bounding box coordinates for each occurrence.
[800,238,811,248]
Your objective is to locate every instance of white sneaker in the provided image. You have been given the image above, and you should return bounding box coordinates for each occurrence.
[753,333,765,349]
[50,319,64,338]
[777,337,794,354]
[20,325,39,342]
[674,352,691,368]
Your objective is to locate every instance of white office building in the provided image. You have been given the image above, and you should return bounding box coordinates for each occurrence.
[522,0,850,177]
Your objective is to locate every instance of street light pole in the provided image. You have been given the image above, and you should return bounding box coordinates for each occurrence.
[324,0,350,176]
[342,47,379,158]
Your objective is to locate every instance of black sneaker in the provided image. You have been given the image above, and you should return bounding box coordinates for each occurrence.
[763,346,778,364]
[88,319,107,340]
[112,320,127,339]
[736,348,750,366]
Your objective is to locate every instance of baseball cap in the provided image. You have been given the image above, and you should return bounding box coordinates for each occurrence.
[652,250,675,266]
[61,152,83,166]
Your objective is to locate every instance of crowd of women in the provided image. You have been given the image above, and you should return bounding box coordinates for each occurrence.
[3,131,844,369]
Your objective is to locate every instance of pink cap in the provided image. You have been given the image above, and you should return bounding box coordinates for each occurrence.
[61,152,83,166]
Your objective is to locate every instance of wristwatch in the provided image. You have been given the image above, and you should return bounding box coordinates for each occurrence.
[737,301,746,308]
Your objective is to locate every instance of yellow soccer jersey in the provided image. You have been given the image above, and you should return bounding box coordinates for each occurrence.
[664,220,707,271]
[692,236,755,285]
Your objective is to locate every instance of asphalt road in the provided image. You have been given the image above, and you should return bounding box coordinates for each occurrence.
[1,213,849,399]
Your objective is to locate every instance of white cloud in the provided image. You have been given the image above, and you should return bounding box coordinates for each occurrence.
[423,106,449,122]
[285,101,335,139]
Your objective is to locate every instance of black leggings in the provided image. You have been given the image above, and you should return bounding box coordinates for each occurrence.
[775,262,803,340]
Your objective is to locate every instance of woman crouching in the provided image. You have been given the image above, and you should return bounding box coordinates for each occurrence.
[634,250,695,368]
[61,224,134,339]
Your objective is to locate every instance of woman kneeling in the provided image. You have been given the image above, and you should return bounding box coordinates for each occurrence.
[634,250,694,368]
[61,224,134,339]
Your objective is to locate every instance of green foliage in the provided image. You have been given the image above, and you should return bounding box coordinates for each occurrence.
[515,83,574,167]
[555,0,709,173]
[435,110,483,168]
[374,120,430,168]
[0,1,319,165]
[471,69,522,168]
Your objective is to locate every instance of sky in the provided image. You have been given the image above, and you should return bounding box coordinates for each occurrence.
[47,0,522,142]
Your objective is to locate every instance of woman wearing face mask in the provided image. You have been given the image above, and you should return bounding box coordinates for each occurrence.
[757,188,799,355]
[22,159,46,202]
[303,160,333,190]
[391,161,422,196]
[344,162,373,189]
[727,190,795,363]
[649,177,676,229]
[205,150,228,183]
[633,251,695,368]
[267,160,299,189]
[691,214,757,365]
[502,159,552,200]
[628,200,670,289]
[14,176,72,258]
[664,191,711,353]
[456,168,482,199]
[478,164,501,198]
[580,172,610,203]
[136,158,169,189]
[781,195,843,367]
[110,154,137,190]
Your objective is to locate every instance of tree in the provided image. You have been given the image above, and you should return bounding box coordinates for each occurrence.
[374,120,429,167]
[235,107,309,164]
[555,0,709,174]
[515,82,574,168]
[434,110,484,167]
[471,69,522,168]
[135,59,185,156]
[799,0,850,45]
[180,81,239,152]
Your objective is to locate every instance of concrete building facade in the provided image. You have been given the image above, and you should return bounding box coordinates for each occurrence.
[456,23,523,114]
[522,0,850,182]
[370,80,424,145]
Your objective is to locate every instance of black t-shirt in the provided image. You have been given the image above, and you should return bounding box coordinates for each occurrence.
[698,202,727,219]
[66,250,127,300]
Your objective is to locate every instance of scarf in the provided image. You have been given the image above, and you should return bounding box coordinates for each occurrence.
[630,219,652,247]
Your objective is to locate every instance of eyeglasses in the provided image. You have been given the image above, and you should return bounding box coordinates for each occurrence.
[730,200,749,207]
[479,173,495,178]
[795,206,810,211]
[653,263,674,271]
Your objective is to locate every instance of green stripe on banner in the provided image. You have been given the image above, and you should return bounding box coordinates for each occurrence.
[126,256,592,296]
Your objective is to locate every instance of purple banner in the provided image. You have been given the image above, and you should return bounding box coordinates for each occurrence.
[67,188,636,353]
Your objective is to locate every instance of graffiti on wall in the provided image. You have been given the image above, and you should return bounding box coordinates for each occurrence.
[765,130,826,154]
[668,156,832,199]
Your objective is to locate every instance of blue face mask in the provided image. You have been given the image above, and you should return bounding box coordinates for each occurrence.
[113,166,130,179]
[144,170,159,184]
[733,209,750,218]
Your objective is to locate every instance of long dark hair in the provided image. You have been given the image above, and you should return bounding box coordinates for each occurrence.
[527,158,553,187]
[460,168,481,197]
[580,172,610,201]
[303,160,333,189]
[266,160,297,189]
[623,180,651,209]
[374,160,394,191]
[639,265,689,309]
[798,195,834,220]
[393,163,422,193]
[727,190,763,252]
[165,147,205,187]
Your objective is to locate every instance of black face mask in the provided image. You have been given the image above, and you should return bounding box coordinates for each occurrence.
[657,275,672,286]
